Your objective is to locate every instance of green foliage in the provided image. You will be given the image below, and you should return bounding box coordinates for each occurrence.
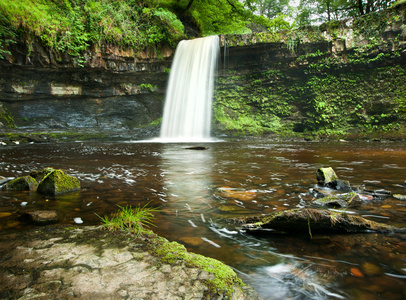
[0,12,16,59]
[96,204,159,237]
[139,83,157,92]
[0,0,185,63]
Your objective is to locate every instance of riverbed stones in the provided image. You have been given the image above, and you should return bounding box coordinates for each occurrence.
[37,169,80,196]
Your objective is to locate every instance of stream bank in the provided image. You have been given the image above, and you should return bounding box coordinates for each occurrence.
[0,225,259,300]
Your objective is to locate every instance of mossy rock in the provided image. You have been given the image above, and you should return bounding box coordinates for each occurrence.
[235,208,402,235]
[30,167,54,183]
[146,232,245,297]
[37,170,80,196]
[2,176,38,191]
[316,167,339,185]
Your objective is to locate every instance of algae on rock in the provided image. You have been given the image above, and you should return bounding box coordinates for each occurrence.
[37,169,81,196]
[2,175,38,191]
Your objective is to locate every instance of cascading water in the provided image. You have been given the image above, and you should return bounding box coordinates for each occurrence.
[160,35,219,142]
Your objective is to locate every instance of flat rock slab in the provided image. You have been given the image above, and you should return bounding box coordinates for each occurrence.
[0,226,259,300]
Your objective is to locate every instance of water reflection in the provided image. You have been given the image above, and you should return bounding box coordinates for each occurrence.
[157,145,224,250]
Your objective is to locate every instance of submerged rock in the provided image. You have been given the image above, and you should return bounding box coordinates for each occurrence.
[37,169,81,196]
[234,208,401,235]
[24,210,59,224]
[2,175,38,191]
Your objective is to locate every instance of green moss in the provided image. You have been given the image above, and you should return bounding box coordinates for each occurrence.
[0,104,16,128]
[151,238,244,297]
[97,206,244,297]
[3,175,38,191]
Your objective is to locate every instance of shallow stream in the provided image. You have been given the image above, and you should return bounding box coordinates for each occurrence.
[1,140,405,299]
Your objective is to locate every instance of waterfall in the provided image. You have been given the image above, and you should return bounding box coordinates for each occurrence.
[160,35,219,142]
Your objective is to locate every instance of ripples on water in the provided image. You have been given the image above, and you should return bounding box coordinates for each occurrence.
[1,140,406,299]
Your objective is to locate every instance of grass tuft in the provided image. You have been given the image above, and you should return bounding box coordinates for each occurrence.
[95,203,159,237]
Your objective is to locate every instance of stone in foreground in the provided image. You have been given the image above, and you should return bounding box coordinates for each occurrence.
[0,226,259,300]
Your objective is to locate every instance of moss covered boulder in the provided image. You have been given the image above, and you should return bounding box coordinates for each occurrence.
[37,169,80,196]
[316,167,338,185]
[234,208,402,235]
[2,175,38,191]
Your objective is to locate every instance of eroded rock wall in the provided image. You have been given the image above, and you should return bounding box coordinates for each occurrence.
[0,41,174,139]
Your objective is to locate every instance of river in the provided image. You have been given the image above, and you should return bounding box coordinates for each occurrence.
[1,139,405,299]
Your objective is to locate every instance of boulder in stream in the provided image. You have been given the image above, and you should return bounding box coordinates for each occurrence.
[37,169,81,196]
[316,167,338,185]
[2,175,38,191]
[234,208,400,235]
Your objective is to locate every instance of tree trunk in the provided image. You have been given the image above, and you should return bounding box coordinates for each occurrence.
[358,0,364,15]
[186,0,195,10]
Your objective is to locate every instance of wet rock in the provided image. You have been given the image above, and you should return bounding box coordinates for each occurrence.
[313,192,362,208]
[326,179,351,192]
[2,175,38,191]
[24,210,59,224]
[234,208,403,235]
[393,194,406,200]
[316,167,338,185]
[37,169,81,196]
[217,187,256,201]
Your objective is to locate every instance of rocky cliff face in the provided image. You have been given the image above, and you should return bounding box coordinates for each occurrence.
[214,4,406,138]
[1,3,406,140]
[0,41,174,139]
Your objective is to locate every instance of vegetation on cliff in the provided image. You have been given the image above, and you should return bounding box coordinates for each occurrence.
[2,0,400,60]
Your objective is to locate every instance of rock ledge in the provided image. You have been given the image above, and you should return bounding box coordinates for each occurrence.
[0,226,259,300]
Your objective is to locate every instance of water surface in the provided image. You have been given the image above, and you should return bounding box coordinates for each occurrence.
[1,140,405,299]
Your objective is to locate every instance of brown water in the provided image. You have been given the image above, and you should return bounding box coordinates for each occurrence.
[1,140,405,299]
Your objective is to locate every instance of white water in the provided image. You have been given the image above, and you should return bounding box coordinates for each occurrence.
[159,35,219,142]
